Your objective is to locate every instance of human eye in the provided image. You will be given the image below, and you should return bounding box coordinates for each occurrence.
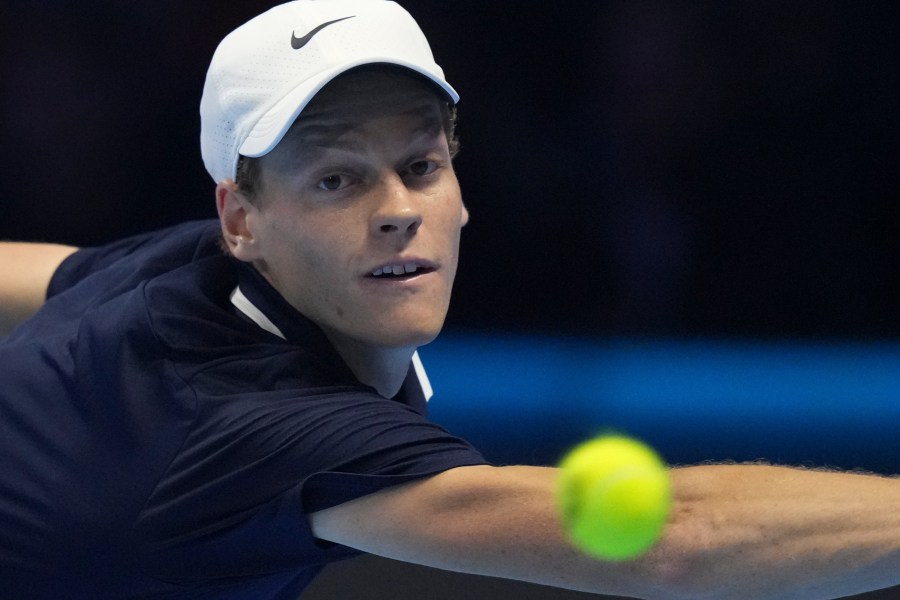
[408,160,438,177]
[316,173,353,191]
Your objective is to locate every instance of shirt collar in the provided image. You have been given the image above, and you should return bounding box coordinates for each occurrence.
[230,285,285,339]
[229,261,433,402]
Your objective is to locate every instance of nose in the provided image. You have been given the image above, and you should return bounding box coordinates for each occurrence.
[370,174,423,236]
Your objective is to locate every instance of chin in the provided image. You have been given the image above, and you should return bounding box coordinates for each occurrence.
[367,319,444,349]
[380,328,442,349]
[366,302,448,345]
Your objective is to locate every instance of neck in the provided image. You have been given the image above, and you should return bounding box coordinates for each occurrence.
[326,335,414,398]
[229,283,413,397]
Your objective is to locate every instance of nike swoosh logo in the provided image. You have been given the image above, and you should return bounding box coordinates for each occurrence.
[291,16,355,50]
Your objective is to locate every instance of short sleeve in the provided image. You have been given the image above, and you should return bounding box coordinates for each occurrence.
[47,231,159,298]
[47,221,221,299]
[135,386,488,580]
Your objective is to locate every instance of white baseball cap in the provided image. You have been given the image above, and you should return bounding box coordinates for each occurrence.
[200,0,459,183]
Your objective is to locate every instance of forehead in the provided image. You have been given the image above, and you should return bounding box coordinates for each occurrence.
[279,68,448,152]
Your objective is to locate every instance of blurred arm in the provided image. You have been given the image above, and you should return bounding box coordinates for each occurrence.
[0,242,78,335]
[309,463,900,600]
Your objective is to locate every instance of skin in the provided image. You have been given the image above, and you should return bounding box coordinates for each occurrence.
[217,70,468,398]
[309,464,900,600]
[0,242,77,336]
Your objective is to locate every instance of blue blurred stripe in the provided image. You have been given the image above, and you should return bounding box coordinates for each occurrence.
[421,335,900,473]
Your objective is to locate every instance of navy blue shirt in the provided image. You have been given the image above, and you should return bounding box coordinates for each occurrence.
[0,220,486,599]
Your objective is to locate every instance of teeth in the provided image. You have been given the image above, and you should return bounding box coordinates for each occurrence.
[371,263,422,277]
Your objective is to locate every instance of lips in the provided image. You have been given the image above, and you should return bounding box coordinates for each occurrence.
[367,259,437,279]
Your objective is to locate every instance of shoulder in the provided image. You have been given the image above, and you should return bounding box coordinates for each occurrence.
[49,220,222,297]
[9,220,247,377]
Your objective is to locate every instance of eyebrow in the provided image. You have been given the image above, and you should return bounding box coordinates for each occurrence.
[286,103,444,158]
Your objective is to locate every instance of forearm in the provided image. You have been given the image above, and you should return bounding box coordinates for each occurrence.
[663,464,900,600]
[0,242,78,335]
[310,463,900,600]
[311,465,655,596]
[413,465,675,598]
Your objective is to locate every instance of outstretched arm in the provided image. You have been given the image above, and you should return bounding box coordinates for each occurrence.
[0,242,78,335]
[309,463,900,600]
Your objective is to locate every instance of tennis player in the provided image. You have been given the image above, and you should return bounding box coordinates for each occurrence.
[1,2,898,598]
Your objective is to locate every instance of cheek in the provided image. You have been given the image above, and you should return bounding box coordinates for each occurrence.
[459,201,470,227]
[442,176,467,230]
[266,219,351,297]
[256,216,315,284]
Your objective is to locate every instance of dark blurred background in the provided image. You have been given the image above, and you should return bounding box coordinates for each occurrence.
[3,0,898,340]
[3,2,899,598]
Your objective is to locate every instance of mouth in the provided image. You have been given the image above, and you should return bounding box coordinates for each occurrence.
[366,261,437,281]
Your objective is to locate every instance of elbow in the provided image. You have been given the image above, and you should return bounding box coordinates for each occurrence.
[638,519,771,600]
[641,547,714,600]
[634,505,733,600]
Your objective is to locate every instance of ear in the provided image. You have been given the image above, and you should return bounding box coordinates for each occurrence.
[216,180,262,262]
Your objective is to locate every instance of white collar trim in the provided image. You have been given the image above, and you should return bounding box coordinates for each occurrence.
[229,285,433,401]
[230,285,285,340]
[412,351,433,402]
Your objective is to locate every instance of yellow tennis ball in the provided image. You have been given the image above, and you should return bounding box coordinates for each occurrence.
[557,435,671,561]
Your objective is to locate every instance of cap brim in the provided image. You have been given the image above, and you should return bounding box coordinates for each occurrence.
[238,60,459,159]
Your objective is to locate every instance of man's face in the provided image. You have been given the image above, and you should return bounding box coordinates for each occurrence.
[238,69,468,352]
